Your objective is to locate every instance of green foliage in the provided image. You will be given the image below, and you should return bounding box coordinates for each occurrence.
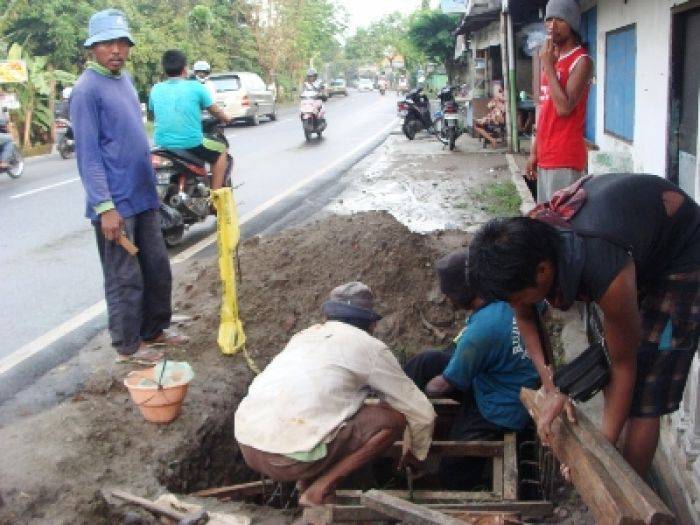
[407,10,460,66]
[470,181,522,217]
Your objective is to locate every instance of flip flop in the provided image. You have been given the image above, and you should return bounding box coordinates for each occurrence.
[115,347,164,365]
[143,330,189,347]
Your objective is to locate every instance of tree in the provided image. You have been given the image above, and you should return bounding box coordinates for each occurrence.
[6,43,75,148]
[407,10,460,81]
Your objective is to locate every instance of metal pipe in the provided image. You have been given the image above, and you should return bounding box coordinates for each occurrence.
[507,7,520,152]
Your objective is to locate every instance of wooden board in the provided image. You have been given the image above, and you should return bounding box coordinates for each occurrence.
[520,388,675,525]
[302,501,553,523]
[503,433,518,500]
[335,489,500,502]
[361,490,466,525]
[383,440,504,459]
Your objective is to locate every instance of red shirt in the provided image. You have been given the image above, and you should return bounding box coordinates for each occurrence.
[537,46,590,171]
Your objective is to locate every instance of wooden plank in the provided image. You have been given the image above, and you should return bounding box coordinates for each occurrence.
[449,511,522,525]
[492,456,503,497]
[503,432,518,500]
[335,489,500,502]
[361,490,467,525]
[520,388,675,525]
[188,479,273,499]
[303,501,553,522]
[383,440,504,459]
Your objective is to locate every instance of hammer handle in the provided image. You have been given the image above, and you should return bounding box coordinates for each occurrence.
[118,234,139,256]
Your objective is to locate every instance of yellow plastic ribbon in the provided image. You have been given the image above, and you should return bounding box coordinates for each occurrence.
[210,188,247,356]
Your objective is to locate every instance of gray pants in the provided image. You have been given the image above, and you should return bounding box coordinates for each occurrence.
[536,168,585,203]
[0,133,14,162]
[95,209,172,355]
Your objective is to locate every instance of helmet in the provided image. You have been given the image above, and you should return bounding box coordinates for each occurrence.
[193,60,211,73]
[306,68,317,78]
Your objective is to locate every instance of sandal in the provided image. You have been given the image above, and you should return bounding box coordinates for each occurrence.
[115,347,164,365]
[144,329,189,347]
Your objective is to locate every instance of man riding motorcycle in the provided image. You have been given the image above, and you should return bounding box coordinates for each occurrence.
[303,67,325,95]
[149,50,231,190]
[192,60,217,102]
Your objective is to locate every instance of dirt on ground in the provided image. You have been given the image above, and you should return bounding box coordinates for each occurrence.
[0,211,470,525]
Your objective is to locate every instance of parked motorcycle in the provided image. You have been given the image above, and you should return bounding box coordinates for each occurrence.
[55,118,74,159]
[0,122,23,179]
[398,87,434,140]
[436,85,462,151]
[299,89,327,141]
[150,117,232,246]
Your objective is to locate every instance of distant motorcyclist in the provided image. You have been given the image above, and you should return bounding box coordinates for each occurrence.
[149,50,232,189]
[0,106,14,169]
[303,68,326,98]
[192,60,217,102]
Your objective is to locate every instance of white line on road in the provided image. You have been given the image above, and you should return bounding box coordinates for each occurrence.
[9,177,80,199]
[0,118,397,375]
[0,300,106,375]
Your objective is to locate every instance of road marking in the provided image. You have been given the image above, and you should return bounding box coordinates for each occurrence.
[9,177,80,199]
[0,117,397,375]
[0,300,106,375]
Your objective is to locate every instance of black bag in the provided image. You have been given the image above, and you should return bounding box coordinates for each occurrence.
[553,342,610,402]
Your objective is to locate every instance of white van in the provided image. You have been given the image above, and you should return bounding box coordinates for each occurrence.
[209,72,277,126]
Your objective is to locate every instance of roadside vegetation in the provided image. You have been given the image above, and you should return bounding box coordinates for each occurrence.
[460,181,522,217]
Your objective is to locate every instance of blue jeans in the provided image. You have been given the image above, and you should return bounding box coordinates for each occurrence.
[94,209,172,355]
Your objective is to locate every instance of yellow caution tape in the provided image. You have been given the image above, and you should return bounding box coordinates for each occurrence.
[211,188,247,356]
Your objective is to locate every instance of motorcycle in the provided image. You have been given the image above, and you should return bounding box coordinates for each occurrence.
[0,123,23,179]
[299,89,327,141]
[436,85,463,151]
[398,87,434,140]
[55,118,74,159]
[150,117,233,247]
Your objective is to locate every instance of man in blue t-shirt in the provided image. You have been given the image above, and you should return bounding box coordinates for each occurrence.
[404,249,539,488]
[149,50,232,190]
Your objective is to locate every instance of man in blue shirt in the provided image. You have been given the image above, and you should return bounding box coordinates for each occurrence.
[149,50,231,190]
[71,9,185,363]
[404,249,539,488]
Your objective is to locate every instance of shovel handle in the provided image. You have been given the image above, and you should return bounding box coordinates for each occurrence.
[118,234,139,256]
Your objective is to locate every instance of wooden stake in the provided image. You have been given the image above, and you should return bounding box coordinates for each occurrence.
[520,388,675,525]
[361,490,466,525]
[118,234,139,256]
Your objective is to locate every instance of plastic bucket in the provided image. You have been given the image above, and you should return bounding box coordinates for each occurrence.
[124,366,191,424]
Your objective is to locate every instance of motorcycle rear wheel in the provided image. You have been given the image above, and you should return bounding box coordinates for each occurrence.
[163,225,185,247]
[58,136,72,159]
[7,150,23,179]
[403,119,418,140]
[448,128,457,151]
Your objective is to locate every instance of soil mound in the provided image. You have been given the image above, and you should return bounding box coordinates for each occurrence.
[0,211,469,524]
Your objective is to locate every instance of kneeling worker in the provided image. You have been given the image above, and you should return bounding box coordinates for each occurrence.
[235,282,436,506]
[404,250,540,487]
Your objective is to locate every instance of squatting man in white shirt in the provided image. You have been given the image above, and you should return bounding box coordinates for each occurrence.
[234,282,436,506]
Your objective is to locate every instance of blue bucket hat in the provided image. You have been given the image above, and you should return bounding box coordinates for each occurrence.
[84,9,135,48]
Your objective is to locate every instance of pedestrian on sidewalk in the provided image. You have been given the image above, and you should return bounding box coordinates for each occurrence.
[71,9,186,364]
[235,282,436,506]
[467,174,700,476]
[526,0,593,203]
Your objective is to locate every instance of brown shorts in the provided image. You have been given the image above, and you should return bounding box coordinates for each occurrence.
[239,403,405,482]
[630,270,700,417]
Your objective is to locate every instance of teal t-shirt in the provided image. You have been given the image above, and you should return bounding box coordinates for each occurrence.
[149,78,213,149]
[443,301,540,430]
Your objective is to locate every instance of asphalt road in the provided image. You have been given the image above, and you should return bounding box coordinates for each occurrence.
[0,90,398,389]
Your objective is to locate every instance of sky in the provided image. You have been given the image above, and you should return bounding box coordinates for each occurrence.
[338,0,438,34]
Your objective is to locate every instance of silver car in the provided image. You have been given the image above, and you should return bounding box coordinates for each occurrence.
[210,72,277,126]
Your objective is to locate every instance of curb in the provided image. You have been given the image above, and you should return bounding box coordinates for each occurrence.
[506,153,535,215]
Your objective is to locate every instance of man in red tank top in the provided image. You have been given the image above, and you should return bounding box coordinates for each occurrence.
[526,0,593,203]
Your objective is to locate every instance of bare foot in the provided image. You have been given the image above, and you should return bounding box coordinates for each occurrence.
[143,329,189,347]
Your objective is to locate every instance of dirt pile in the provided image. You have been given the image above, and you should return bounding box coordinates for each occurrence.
[0,211,469,525]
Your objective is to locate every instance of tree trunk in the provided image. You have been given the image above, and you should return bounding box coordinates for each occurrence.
[48,77,56,143]
[23,106,32,149]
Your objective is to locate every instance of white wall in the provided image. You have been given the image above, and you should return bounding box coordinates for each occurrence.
[595,0,690,176]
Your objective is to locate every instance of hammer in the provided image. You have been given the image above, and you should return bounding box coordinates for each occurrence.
[111,489,209,525]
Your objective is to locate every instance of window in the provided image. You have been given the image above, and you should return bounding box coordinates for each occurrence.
[604,25,636,142]
[210,76,241,92]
